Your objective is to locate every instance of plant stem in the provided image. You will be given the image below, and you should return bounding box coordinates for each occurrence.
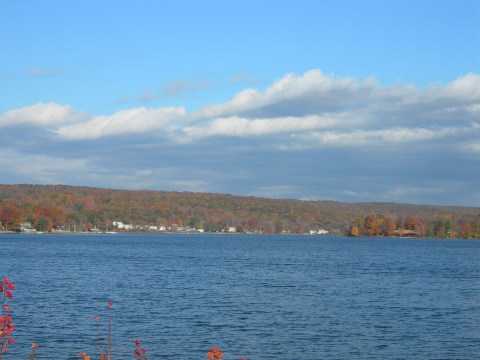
[107,306,112,360]
[0,289,5,360]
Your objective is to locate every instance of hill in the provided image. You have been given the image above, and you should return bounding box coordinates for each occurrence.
[0,184,479,237]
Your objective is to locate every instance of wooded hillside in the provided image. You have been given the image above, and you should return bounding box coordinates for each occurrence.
[0,184,479,237]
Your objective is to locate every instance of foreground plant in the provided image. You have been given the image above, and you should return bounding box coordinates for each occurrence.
[78,352,91,360]
[0,284,244,360]
[207,346,224,360]
[0,278,16,358]
[207,346,248,360]
[133,339,148,360]
[90,301,149,360]
[27,343,39,360]
[93,301,114,360]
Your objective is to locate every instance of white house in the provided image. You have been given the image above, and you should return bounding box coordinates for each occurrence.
[310,229,329,235]
[113,221,125,229]
[18,222,37,233]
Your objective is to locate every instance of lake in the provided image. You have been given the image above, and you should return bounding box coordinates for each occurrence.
[1,233,479,359]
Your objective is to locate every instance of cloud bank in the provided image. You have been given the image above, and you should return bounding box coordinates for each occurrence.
[1,69,479,205]
[2,69,477,147]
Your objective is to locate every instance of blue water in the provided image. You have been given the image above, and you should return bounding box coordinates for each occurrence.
[1,234,479,359]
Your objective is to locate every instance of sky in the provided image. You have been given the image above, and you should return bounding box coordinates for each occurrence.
[1,0,479,206]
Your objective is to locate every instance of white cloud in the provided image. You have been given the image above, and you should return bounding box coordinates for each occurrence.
[263,69,378,100]
[0,102,82,127]
[56,106,186,140]
[446,73,480,99]
[196,69,379,119]
[182,114,338,139]
[1,70,479,151]
[196,88,261,119]
[298,125,471,147]
[190,70,480,146]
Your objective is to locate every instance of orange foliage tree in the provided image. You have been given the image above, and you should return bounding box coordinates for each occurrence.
[0,204,23,231]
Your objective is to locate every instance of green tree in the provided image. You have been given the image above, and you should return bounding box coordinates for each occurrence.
[433,215,454,238]
[36,216,48,232]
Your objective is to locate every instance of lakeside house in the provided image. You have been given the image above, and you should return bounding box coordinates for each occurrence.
[310,229,329,235]
[112,221,134,230]
[393,229,419,237]
[113,220,208,233]
[17,222,37,233]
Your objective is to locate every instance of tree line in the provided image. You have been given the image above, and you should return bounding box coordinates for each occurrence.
[348,213,480,238]
[0,184,479,238]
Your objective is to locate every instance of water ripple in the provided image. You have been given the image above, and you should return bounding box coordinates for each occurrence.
[0,234,479,359]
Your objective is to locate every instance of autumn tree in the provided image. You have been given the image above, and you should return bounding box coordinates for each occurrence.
[364,215,385,236]
[404,215,426,236]
[459,222,473,238]
[349,224,359,237]
[351,216,365,236]
[0,203,23,231]
[34,205,66,230]
[246,219,259,233]
[383,216,397,236]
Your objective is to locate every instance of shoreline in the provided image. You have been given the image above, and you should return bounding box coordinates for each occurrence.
[1,230,477,240]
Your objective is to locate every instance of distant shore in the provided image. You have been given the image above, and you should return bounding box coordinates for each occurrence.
[1,230,478,240]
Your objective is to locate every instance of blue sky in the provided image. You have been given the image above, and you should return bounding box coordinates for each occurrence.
[1,0,479,206]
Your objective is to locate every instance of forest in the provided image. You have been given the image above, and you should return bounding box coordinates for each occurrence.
[0,184,479,238]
